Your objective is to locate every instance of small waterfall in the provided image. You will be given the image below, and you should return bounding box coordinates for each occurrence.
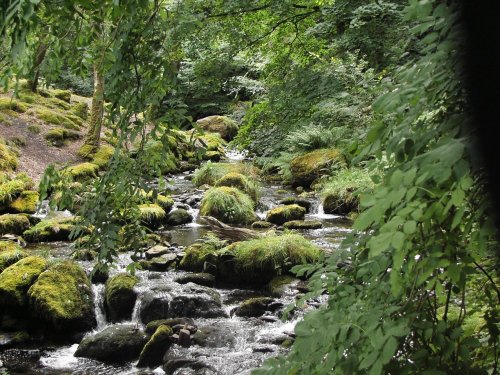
[33,199,50,218]
[92,283,107,330]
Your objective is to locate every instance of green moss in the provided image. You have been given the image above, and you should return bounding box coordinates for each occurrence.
[9,190,39,214]
[215,172,259,202]
[197,132,227,151]
[0,179,25,206]
[137,324,173,368]
[139,190,174,212]
[47,97,71,110]
[320,168,375,215]
[0,256,48,308]
[36,108,80,130]
[196,115,238,141]
[134,140,179,175]
[50,89,72,103]
[22,217,76,242]
[179,233,227,271]
[219,233,321,285]
[0,97,28,113]
[91,145,114,169]
[0,141,19,172]
[105,273,138,322]
[139,204,166,229]
[193,162,258,186]
[236,297,274,317]
[283,220,322,230]
[251,221,274,229]
[200,186,256,225]
[290,148,346,187]
[28,260,95,329]
[77,144,95,158]
[27,125,41,134]
[0,241,27,272]
[71,102,88,120]
[0,214,31,235]
[266,204,306,225]
[65,162,99,181]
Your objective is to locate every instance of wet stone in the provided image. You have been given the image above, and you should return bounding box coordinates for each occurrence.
[0,349,41,373]
[178,328,191,347]
[175,272,216,288]
[145,245,170,260]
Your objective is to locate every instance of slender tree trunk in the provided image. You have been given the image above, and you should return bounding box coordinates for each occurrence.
[84,62,105,149]
[28,42,48,92]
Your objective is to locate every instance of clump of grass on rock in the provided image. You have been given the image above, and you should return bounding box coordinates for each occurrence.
[215,172,259,202]
[193,162,258,186]
[200,186,256,225]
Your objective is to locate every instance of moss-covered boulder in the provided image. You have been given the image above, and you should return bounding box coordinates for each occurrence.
[0,214,31,235]
[215,172,259,202]
[166,209,193,226]
[139,204,166,229]
[278,197,312,212]
[290,148,346,187]
[27,261,96,332]
[175,273,215,288]
[266,204,306,225]
[217,233,321,285]
[284,220,323,230]
[140,190,174,213]
[8,191,39,214]
[51,89,72,103]
[44,128,80,147]
[0,256,48,309]
[0,98,28,113]
[74,324,148,364]
[65,162,99,181]
[196,115,238,141]
[235,297,275,318]
[251,221,274,229]
[22,217,76,242]
[0,179,26,207]
[0,241,27,272]
[145,317,196,335]
[71,101,88,119]
[104,273,138,322]
[137,325,173,368]
[200,187,256,225]
[195,132,227,152]
[193,162,257,186]
[36,108,80,130]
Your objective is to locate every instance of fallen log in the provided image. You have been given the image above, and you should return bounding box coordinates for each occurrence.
[200,216,261,242]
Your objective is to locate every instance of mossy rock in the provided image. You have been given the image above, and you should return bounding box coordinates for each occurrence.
[215,172,259,202]
[36,109,80,130]
[27,261,96,332]
[200,187,256,225]
[65,162,99,181]
[202,150,223,162]
[267,275,298,297]
[284,220,322,230]
[8,191,39,214]
[139,204,166,229]
[278,197,312,212]
[196,115,238,141]
[137,325,173,368]
[0,141,19,172]
[50,89,71,103]
[0,98,28,113]
[251,221,274,229]
[266,204,306,226]
[175,272,215,288]
[0,256,48,309]
[0,179,25,207]
[47,97,71,110]
[235,297,275,317]
[290,148,346,187]
[134,140,179,175]
[22,217,76,242]
[104,273,138,322]
[145,317,195,335]
[45,128,80,147]
[0,241,27,272]
[166,209,193,226]
[91,145,115,169]
[193,162,258,186]
[195,132,227,152]
[0,214,31,235]
[217,233,321,285]
[71,102,88,120]
[139,190,174,213]
[178,234,227,272]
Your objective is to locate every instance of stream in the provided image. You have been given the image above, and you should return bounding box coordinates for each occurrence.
[1,151,351,375]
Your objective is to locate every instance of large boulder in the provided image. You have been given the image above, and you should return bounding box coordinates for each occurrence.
[175,273,215,288]
[0,256,47,310]
[22,217,76,242]
[200,187,256,225]
[8,191,39,214]
[266,204,306,225]
[283,220,322,230]
[138,204,166,229]
[234,297,275,318]
[196,116,238,141]
[166,209,193,226]
[137,325,173,368]
[27,261,96,333]
[74,324,148,364]
[104,273,138,322]
[290,148,345,187]
[215,172,259,202]
[139,283,226,324]
[323,194,358,215]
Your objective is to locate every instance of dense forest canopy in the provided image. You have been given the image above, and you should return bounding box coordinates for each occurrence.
[0,0,498,374]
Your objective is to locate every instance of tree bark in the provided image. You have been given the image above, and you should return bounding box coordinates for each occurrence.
[84,62,105,149]
[28,42,48,92]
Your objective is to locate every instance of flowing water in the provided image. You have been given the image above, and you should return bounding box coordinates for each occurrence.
[2,151,351,375]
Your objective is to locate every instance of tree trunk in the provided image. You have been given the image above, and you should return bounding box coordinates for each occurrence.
[84,62,105,149]
[28,42,48,92]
